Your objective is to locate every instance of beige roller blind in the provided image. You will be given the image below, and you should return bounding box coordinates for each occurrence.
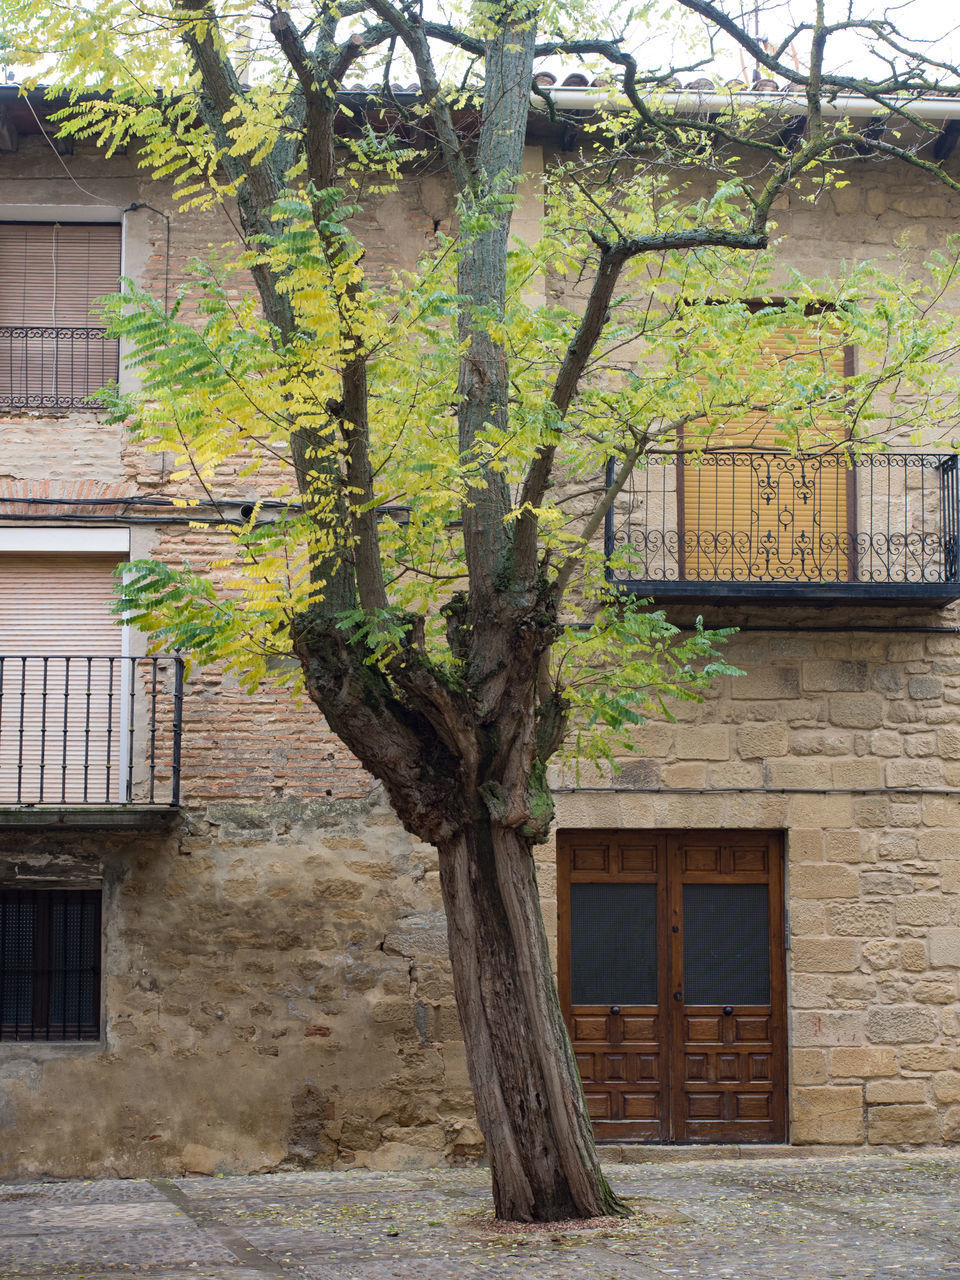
[683,324,850,583]
[0,224,122,407]
[0,223,121,326]
[0,555,124,803]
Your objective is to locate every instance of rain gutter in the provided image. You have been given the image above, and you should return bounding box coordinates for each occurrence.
[536,88,960,121]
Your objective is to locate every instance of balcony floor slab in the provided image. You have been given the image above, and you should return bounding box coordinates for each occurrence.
[0,805,181,831]
[612,580,960,605]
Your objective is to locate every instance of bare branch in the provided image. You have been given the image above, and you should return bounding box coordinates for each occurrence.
[365,2,473,192]
[676,0,960,99]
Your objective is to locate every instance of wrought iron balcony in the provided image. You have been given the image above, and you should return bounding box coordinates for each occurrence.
[0,655,183,809]
[0,326,120,410]
[605,450,960,604]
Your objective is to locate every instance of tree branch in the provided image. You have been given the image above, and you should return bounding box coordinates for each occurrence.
[807,0,827,141]
[364,1,473,193]
[513,239,634,581]
[514,218,768,584]
[551,443,641,600]
[676,0,960,100]
[455,9,538,601]
[268,5,389,614]
[178,0,294,339]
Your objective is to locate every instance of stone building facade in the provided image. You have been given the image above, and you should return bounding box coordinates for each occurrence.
[0,87,959,1176]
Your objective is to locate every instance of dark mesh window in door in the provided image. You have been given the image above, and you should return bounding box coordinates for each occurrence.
[0,889,101,1040]
[682,882,770,1005]
[570,882,657,1005]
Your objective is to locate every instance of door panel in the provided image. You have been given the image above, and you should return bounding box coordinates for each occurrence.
[670,834,786,1143]
[559,834,668,1140]
[677,1006,780,1142]
[571,1006,664,1138]
[559,829,786,1144]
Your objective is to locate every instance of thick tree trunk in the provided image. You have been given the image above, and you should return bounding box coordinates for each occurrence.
[295,619,624,1221]
[294,591,623,1221]
[437,816,626,1221]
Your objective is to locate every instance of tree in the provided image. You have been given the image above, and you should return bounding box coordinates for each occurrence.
[9,0,960,1221]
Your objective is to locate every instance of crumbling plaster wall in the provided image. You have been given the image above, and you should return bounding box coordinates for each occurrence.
[0,796,480,1178]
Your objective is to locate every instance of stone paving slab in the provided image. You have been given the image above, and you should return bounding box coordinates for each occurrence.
[0,1201,187,1232]
[0,1153,959,1279]
[0,1225,237,1273]
[0,1179,162,1204]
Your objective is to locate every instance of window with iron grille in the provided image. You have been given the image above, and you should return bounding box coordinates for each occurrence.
[0,888,101,1041]
[0,222,121,411]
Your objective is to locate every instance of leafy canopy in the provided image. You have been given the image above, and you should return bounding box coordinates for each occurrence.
[104,193,960,766]
[9,0,960,771]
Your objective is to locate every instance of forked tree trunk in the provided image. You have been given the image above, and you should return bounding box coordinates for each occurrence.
[294,623,625,1222]
[437,816,626,1221]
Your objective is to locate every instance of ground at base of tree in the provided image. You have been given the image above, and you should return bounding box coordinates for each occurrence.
[1,1150,958,1278]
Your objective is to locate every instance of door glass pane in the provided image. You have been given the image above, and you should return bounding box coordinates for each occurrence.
[683,883,770,1004]
[570,883,657,1005]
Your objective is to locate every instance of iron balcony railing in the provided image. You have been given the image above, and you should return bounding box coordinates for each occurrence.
[605,450,960,603]
[0,326,120,410]
[0,655,184,807]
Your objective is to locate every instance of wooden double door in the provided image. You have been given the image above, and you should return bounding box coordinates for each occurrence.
[558,830,787,1144]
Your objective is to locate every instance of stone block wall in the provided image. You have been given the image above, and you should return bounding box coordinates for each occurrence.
[539,610,960,1147]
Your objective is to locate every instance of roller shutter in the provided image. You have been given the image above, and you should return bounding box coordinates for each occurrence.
[0,223,122,409]
[0,554,124,803]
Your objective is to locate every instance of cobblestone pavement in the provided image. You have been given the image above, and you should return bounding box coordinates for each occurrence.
[1,1152,959,1280]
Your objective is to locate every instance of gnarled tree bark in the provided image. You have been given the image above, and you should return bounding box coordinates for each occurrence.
[437,816,621,1221]
[293,604,626,1221]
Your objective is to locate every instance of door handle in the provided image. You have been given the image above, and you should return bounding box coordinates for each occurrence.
[609,1005,621,1016]
[723,1005,734,1016]
[673,991,683,1002]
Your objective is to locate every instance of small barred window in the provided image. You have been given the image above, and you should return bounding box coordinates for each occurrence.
[0,889,101,1041]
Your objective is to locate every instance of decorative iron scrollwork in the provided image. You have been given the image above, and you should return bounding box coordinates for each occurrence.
[0,325,118,410]
[607,450,960,591]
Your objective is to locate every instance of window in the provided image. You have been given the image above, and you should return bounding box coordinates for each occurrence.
[0,888,101,1040]
[681,318,852,584]
[0,222,121,410]
[0,551,126,804]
